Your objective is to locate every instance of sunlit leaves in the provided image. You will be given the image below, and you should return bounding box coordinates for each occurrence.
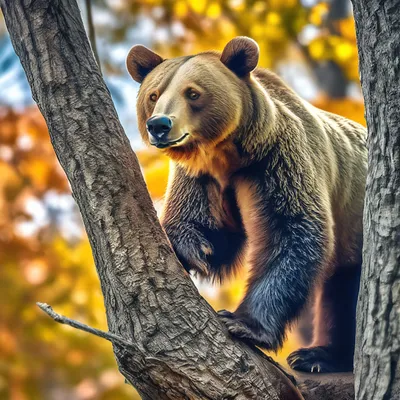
[104,0,359,89]
[174,1,188,18]
[191,0,207,14]
[309,2,329,26]
[314,96,365,125]
[206,2,222,19]
[137,147,169,200]
[336,17,357,41]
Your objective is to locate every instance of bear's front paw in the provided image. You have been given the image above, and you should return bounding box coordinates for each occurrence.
[217,310,284,350]
[167,228,213,277]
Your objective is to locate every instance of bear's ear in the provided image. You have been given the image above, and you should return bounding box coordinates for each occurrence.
[220,37,259,77]
[126,45,164,83]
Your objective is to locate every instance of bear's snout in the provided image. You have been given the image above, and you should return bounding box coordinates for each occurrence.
[146,115,173,140]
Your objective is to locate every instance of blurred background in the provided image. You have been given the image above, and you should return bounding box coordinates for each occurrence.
[0,0,365,399]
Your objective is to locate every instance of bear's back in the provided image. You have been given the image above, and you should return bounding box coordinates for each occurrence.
[253,67,366,267]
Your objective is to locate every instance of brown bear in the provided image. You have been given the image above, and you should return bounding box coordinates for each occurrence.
[127,36,367,373]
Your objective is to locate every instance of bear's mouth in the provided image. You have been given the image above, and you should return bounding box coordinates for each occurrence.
[151,133,189,149]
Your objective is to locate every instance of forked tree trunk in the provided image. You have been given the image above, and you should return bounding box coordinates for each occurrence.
[0,0,305,399]
[351,1,400,400]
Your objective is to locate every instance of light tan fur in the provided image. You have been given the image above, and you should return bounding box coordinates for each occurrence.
[235,178,270,272]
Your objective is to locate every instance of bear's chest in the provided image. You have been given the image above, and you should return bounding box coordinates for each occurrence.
[179,138,242,183]
[198,141,242,188]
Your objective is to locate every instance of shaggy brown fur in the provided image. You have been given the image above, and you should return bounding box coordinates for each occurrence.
[127,37,367,373]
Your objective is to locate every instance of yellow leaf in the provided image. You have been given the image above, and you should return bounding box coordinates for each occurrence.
[138,149,170,199]
[229,0,245,12]
[334,41,355,63]
[207,2,221,19]
[337,17,357,40]
[309,2,329,26]
[266,12,281,26]
[251,24,265,38]
[308,38,327,60]
[252,1,267,14]
[190,0,206,14]
[174,1,188,18]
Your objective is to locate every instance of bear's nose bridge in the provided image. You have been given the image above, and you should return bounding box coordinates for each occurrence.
[153,90,179,116]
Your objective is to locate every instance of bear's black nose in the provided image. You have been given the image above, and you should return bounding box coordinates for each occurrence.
[146,115,173,139]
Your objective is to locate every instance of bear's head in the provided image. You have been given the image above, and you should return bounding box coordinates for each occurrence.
[127,37,260,165]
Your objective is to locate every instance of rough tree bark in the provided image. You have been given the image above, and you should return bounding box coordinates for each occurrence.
[1,0,356,399]
[351,1,400,400]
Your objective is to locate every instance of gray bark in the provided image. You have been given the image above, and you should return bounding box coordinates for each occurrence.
[351,1,400,400]
[0,0,304,399]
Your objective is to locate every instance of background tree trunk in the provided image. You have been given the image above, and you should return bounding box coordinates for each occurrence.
[351,1,400,400]
[0,0,305,399]
[1,0,381,399]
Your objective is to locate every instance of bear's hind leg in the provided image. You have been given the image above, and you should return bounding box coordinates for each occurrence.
[287,265,361,373]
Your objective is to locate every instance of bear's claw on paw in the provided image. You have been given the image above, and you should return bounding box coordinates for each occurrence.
[217,310,280,350]
[287,346,351,373]
[172,230,214,277]
[218,310,258,340]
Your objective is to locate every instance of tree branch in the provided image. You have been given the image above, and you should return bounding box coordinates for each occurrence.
[36,302,138,350]
[84,0,101,72]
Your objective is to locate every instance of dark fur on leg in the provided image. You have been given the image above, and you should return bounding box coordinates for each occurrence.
[219,211,327,351]
[287,266,361,372]
[163,166,245,279]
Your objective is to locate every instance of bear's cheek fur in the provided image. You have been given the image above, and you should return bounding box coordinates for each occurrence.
[187,91,242,146]
[136,92,156,144]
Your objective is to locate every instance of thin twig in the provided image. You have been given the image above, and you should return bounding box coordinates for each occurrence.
[84,0,101,73]
[37,302,137,349]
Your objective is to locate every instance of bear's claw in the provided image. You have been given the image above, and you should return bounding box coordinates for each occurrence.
[217,309,282,350]
[287,346,352,373]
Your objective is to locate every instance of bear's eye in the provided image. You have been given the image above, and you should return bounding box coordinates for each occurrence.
[186,89,200,101]
[149,93,158,102]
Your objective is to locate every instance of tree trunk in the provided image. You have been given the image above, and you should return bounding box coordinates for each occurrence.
[0,0,305,398]
[351,1,400,400]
